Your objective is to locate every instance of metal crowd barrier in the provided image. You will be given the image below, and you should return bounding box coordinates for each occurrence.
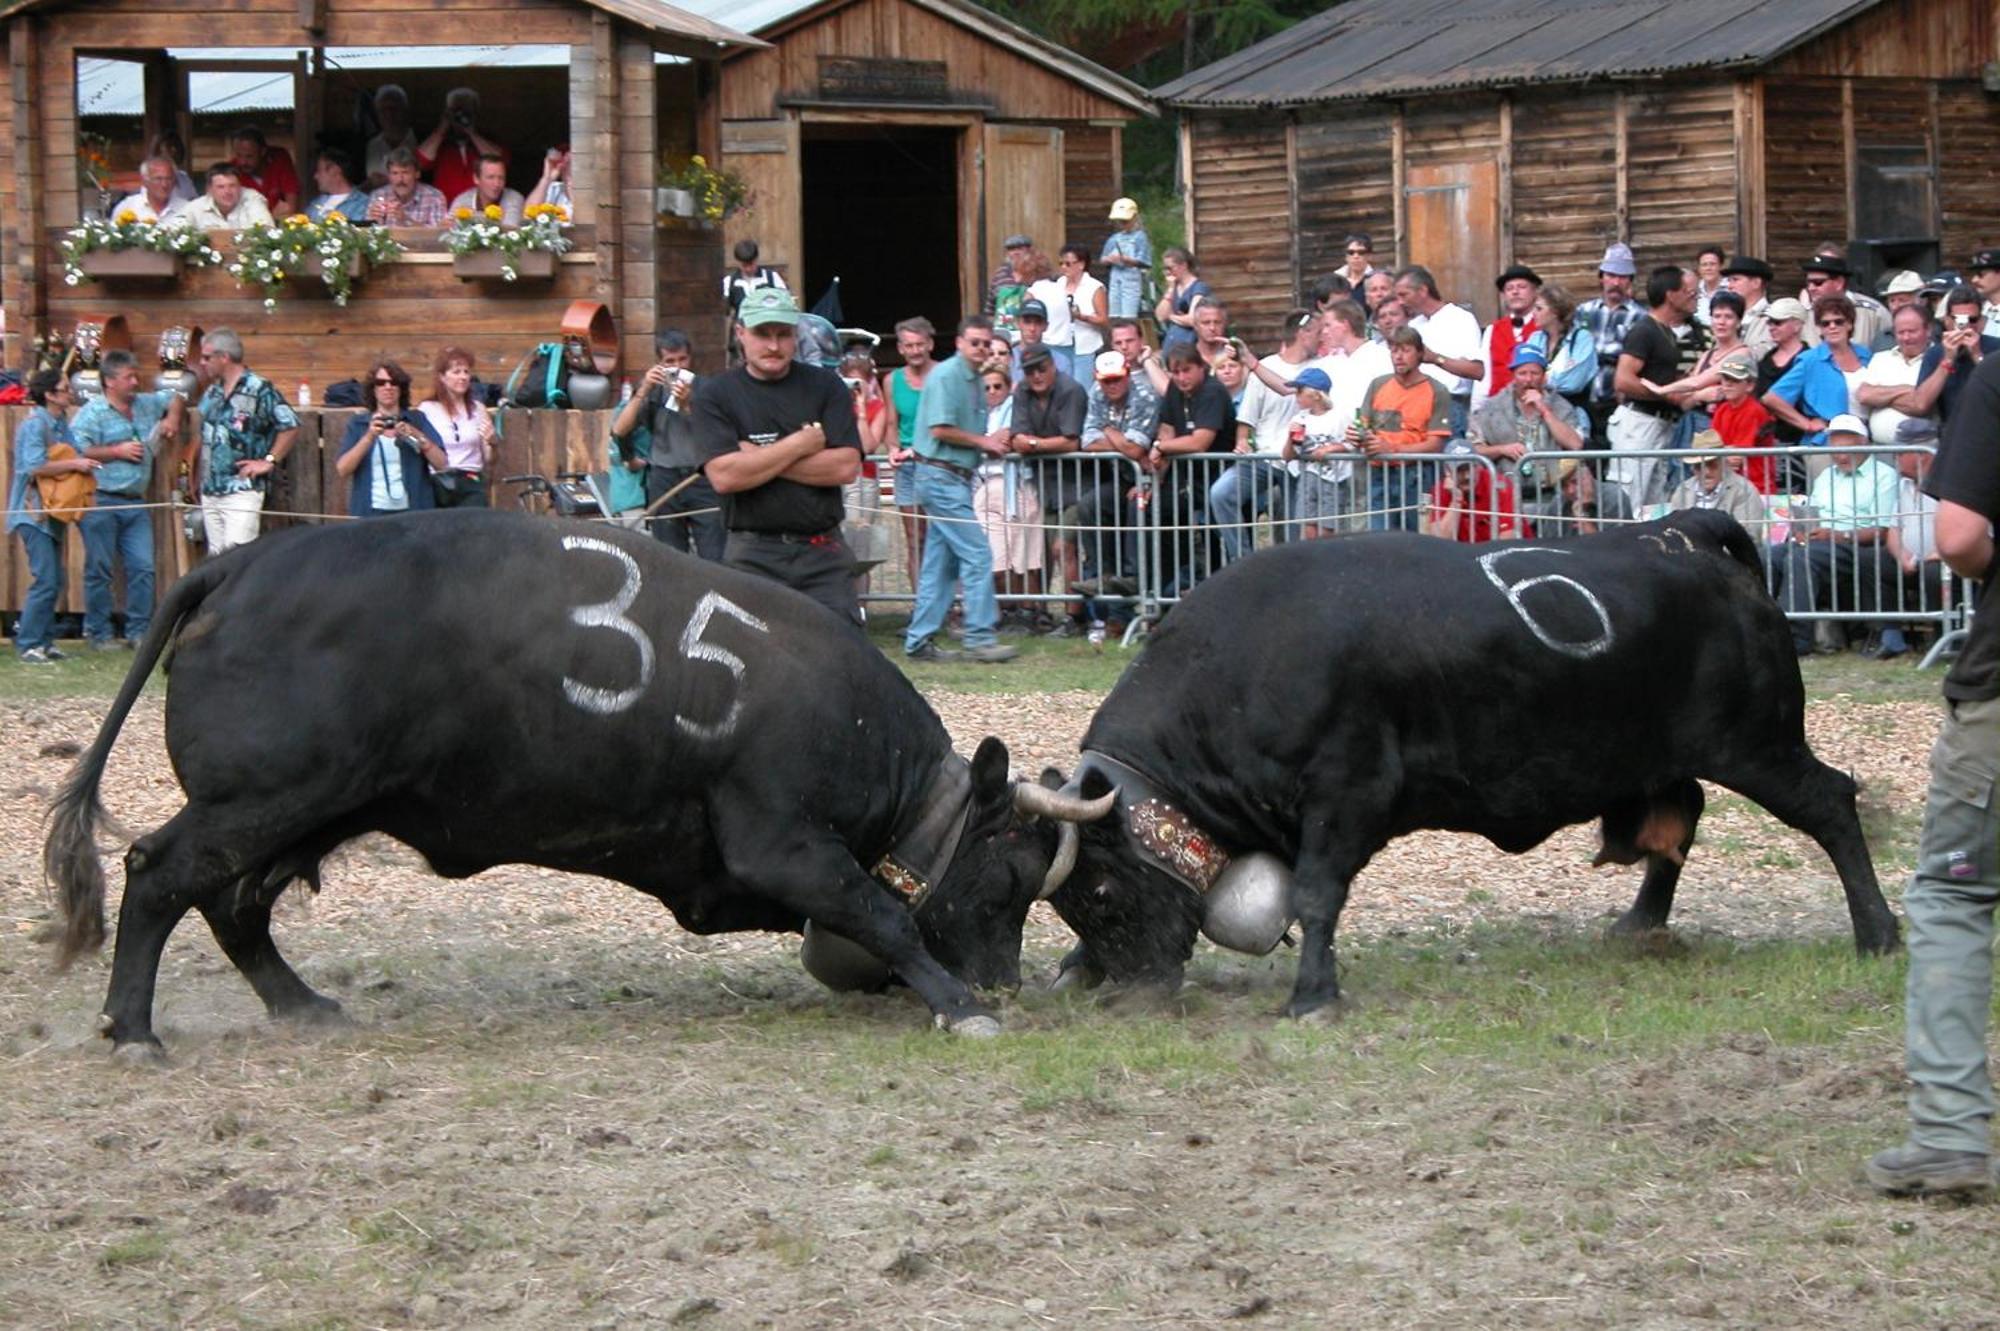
[848,443,1970,660]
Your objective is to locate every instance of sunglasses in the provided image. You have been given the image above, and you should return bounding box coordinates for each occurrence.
[1817,318,1850,329]
[372,377,398,386]
[1804,276,1833,287]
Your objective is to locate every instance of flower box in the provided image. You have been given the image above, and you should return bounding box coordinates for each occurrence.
[300,253,369,284]
[657,187,696,218]
[78,249,182,280]
[453,249,556,280]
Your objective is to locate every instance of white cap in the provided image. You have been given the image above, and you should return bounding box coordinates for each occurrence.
[1826,412,1867,439]
[1092,350,1129,380]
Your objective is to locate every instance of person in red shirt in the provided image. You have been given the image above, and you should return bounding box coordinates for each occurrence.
[417,87,509,204]
[229,126,299,218]
[1708,350,1778,493]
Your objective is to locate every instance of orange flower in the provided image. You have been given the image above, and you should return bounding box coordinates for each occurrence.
[482,204,503,221]
[452,206,473,222]
[115,209,138,224]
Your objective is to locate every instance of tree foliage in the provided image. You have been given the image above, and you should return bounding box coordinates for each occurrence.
[972,0,1328,79]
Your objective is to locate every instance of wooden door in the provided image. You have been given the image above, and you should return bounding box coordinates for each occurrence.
[721,116,801,284]
[1406,159,1502,319]
[982,123,1064,285]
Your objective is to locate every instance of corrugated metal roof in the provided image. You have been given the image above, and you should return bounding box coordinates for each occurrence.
[1156,0,1888,107]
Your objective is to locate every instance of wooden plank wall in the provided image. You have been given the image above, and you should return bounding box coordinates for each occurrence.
[1937,82,2000,268]
[1510,88,1619,298]
[1767,0,1992,79]
[1624,83,1737,273]
[1184,114,1294,349]
[1293,110,1394,293]
[1,404,614,620]
[1061,124,1118,256]
[1402,97,1505,316]
[719,0,1138,124]
[1762,79,1851,275]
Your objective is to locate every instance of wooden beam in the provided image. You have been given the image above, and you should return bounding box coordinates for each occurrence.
[1734,77,1766,258]
[1109,123,1122,199]
[8,18,45,359]
[1927,78,1942,243]
[1613,90,1628,243]
[1841,77,1857,242]
[296,0,327,36]
[1178,116,1196,259]
[591,12,620,319]
[1390,104,1406,266]
[1285,115,1301,302]
[1497,94,1514,264]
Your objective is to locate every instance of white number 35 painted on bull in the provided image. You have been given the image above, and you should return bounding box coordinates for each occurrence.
[1476,546,1616,659]
[557,536,770,737]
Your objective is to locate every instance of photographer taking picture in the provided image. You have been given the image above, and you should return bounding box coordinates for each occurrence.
[1906,285,2000,428]
[335,360,446,518]
[416,87,508,205]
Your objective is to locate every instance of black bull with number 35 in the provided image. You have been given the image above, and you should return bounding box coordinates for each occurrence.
[950,509,1902,1017]
[44,510,1114,1054]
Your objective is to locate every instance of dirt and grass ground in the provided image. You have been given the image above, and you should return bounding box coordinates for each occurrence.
[0,633,1991,1330]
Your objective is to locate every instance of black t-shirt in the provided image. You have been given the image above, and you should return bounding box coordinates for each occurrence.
[1621,316,1682,413]
[692,363,860,534]
[1925,353,2000,701]
[1757,348,1805,443]
[1160,374,1235,445]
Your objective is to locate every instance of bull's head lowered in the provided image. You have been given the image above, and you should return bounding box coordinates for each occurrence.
[802,739,1115,993]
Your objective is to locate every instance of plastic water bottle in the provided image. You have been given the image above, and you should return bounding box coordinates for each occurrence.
[1087,621,1106,648]
[619,377,633,405]
[296,380,311,407]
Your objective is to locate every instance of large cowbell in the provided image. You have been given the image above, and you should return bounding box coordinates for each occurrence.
[1198,852,1295,955]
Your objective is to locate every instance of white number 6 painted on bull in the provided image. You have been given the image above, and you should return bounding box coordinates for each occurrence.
[560,535,656,715]
[1477,547,1615,659]
[675,591,770,741]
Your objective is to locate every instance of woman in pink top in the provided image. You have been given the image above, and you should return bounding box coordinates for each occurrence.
[415,344,496,508]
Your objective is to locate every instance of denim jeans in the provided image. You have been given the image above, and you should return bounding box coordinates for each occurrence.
[1208,459,1295,561]
[904,464,1001,652]
[1366,460,1434,532]
[14,522,64,654]
[81,494,154,642]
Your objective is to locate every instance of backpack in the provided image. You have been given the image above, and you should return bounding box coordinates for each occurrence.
[322,378,365,407]
[505,342,570,408]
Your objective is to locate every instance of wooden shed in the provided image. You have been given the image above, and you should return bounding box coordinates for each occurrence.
[0,0,761,386]
[673,0,1153,338]
[1156,0,2000,346]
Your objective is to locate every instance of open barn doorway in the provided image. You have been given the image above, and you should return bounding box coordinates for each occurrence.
[799,124,961,349]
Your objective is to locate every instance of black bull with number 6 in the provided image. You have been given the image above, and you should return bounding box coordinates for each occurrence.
[44,509,1113,1053]
[951,509,1902,1017]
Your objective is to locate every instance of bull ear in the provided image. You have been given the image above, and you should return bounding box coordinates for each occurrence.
[970,736,1012,806]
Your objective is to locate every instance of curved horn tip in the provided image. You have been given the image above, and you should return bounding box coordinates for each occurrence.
[1013,781,1117,823]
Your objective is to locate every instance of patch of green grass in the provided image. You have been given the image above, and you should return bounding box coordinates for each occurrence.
[1800,653,1946,705]
[97,1231,169,1268]
[865,612,1131,694]
[0,644,162,700]
[863,1144,898,1167]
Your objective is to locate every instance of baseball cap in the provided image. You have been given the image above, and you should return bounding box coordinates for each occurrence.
[1093,351,1128,380]
[1019,344,1054,370]
[1285,367,1332,393]
[1766,297,1810,324]
[1598,242,1636,277]
[1108,197,1139,221]
[1509,344,1549,370]
[1002,233,1032,250]
[1826,412,1867,439]
[1715,351,1757,380]
[1017,298,1049,321]
[737,285,799,328]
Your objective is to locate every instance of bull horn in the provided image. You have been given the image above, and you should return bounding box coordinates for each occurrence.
[1039,822,1080,899]
[1012,782,1116,823]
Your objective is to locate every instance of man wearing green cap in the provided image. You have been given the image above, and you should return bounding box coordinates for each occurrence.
[692,285,866,625]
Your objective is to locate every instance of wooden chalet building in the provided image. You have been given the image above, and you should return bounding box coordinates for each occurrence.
[1156,0,2000,345]
[679,0,1154,339]
[0,0,761,387]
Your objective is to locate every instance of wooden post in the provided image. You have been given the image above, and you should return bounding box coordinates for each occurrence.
[1734,77,1766,258]
[7,20,44,359]
[1497,94,1514,264]
[1285,116,1301,303]
[1613,90,1629,243]
[1178,116,1196,258]
[1841,77,1858,242]
[590,13,620,317]
[1390,105,1406,266]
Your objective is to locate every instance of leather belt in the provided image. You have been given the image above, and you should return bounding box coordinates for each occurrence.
[913,456,974,480]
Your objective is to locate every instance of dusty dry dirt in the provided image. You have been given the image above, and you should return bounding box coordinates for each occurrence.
[0,689,1984,1329]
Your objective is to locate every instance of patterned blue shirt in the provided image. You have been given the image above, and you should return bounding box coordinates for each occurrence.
[1576,296,1643,402]
[7,407,74,535]
[1100,225,1152,319]
[197,370,298,496]
[71,390,176,497]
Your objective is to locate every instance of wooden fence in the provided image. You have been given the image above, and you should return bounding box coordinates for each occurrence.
[2,404,614,624]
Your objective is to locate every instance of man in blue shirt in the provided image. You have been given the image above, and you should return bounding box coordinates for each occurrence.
[903,315,1017,663]
[192,328,299,554]
[71,350,184,648]
[7,371,93,662]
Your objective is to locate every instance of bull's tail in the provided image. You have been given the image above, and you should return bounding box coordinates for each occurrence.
[44,559,232,967]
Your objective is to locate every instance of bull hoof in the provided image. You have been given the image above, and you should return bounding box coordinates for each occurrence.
[1606,910,1669,938]
[1098,977,1182,1014]
[277,998,350,1029]
[1050,962,1105,993]
[946,1014,1002,1039]
[111,1039,167,1066]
